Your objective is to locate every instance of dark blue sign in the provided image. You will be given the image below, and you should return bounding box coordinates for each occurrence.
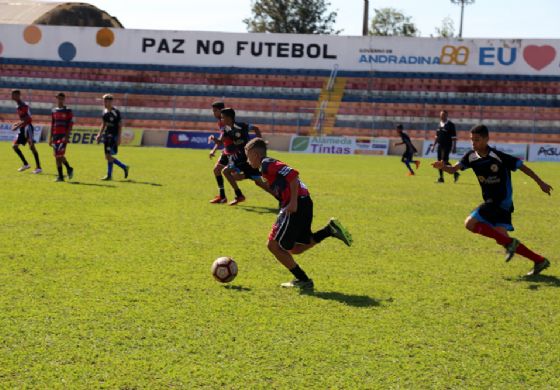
[167,131,217,149]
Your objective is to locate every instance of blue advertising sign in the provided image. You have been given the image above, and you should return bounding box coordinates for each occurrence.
[167,131,217,149]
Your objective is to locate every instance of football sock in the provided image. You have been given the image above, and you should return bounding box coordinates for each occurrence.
[216,175,225,198]
[312,226,332,243]
[439,169,444,179]
[107,162,114,177]
[63,160,71,170]
[234,188,243,197]
[57,165,63,178]
[472,222,512,246]
[113,158,126,170]
[289,264,310,282]
[14,148,28,165]
[404,160,414,174]
[516,243,545,263]
[32,149,41,168]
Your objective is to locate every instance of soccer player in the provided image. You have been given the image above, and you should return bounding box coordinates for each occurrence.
[245,137,353,289]
[432,124,553,276]
[95,94,129,181]
[49,93,74,182]
[209,107,263,205]
[208,101,229,203]
[395,124,420,176]
[10,89,42,173]
[433,110,459,183]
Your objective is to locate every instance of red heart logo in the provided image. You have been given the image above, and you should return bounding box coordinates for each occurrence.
[523,45,556,70]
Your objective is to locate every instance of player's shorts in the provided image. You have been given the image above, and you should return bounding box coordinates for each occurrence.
[230,160,261,181]
[269,196,313,251]
[13,124,34,146]
[217,152,229,167]
[402,150,414,161]
[437,144,452,163]
[470,202,514,231]
[104,135,118,156]
[52,134,67,157]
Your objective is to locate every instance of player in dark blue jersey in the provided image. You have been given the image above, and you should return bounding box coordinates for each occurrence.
[395,124,420,176]
[208,101,229,203]
[95,94,129,181]
[432,125,553,276]
[433,110,459,183]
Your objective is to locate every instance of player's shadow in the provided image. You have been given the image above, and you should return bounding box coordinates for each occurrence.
[301,290,382,308]
[121,179,163,187]
[68,181,116,188]
[237,205,279,215]
[505,274,560,289]
[224,285,252,292]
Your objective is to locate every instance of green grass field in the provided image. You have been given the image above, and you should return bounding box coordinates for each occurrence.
[1,142,559,388]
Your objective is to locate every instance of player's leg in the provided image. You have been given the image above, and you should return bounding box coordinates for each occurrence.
[102,151,114,180]
[12,141,30,170]
[436,146,444,182]
[402,152,414,175]
[222,165,245,205]
[110,143,129,178]
[210,161,227,202]
[27,137,42,173]
[62,156,73,179]
[54,155,65,182]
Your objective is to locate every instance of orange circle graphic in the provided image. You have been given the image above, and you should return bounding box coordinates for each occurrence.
[96,28,115,47]
[23,25,42,44]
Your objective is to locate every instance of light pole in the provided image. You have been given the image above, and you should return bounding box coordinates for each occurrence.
[362,0,369,36]
[451,0,475,38]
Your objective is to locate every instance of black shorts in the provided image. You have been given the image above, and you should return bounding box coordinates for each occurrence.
[13,125,34,146]
[52,134,67,157]
[402,150,414,161]
[268,197,313,251]
[231,160,261,181]
[218,153,229,167]
[437,144,452,163]
[104,135,118,156]
[470,202,514,231]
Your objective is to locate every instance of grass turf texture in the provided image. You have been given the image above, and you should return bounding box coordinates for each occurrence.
[1,143,559,388]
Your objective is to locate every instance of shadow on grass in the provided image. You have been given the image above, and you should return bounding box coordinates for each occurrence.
[505,274,560,289]
[224,285,252,292]
[68,181,115,188]
[237,205,279,215]
[121,179,163,187]
[301,290,383,308]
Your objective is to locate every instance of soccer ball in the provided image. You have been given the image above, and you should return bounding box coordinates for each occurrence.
[211,256,238,283]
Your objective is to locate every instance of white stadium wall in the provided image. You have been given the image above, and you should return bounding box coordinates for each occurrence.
[0,24,559,75]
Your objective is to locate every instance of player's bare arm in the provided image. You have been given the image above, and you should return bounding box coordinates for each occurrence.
[251,125,262,138]
[96,123,106,143]
[432,161,460,173]
[117,123,122,145]
[519,164,553,195]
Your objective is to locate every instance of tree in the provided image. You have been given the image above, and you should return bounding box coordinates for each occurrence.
[434,16,455,38]
[244,0,340,34]
[369,8,418,37]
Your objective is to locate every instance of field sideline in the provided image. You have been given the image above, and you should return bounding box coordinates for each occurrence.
[1,142,559,388]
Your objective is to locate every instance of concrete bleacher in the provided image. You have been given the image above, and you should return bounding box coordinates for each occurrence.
[0,58,559,142]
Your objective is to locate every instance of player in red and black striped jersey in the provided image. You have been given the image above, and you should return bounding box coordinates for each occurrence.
[10,89,42,173]
[245,138,353,289]
[49,93,74,182]
[210,107,265,205]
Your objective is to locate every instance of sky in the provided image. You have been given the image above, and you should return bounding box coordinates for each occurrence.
[52,0,560,39]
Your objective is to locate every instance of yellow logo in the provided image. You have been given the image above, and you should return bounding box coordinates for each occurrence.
[478,175,486,183]
[440,45,470,65]
[490,164,499,172]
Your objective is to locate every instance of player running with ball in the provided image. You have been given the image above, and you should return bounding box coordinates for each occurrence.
[432,125,553,276]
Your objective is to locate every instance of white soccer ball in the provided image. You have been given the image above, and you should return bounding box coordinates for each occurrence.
[211,256,238,283]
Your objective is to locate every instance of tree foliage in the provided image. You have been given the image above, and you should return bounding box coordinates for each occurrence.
[434,16,455,38]
[369,8,418,37]
[244,0,339,34]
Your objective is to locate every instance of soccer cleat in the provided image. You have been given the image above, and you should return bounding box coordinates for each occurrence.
[101,175,112,181]
[406,172,415,176]
[124,165,130,179]
[54,177,64,182]
[437,177,445,183]
[504,238,520,262]
[328,218,353,247]
[209,195,228,204]
[67,168,74,180]
[32,168,42,174]
[526,258,551,276]
[454,172,460,183]
[414,161,421,170]
[18,164,31,172]
[229,195,246,206]
[280,279,314,289]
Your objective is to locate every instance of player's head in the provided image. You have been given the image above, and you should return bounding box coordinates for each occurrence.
[211,101,225,119]
[396,124,403,134]
[56,92,65,106]
[11,89,21,101]
[245,137,267,169]
[470,124,490,153]
[102,94,114,109]
[440,110,448,122]
[220,108,235,127]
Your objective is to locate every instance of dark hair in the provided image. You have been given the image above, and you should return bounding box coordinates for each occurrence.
[211,101,225,109]
[11,89,21,94]
[396,124,403,130]
[441,110,448,114]
[470,124,489,137]
[245,137,267,154]
[56,92,66,98]
[221,107,235,120]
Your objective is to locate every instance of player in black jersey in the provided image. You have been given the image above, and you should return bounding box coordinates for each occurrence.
[96,94,129,181]
[395,124,420,176]
[432,125,553,276]
[433,110,459,183]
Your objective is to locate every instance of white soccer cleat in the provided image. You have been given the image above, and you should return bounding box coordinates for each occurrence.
[18,164,31,172]
[32,168,43,174]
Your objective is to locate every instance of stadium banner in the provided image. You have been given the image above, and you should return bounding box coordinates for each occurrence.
[0,123,42,143]
[423,141,527,160]
[289,136,389,155]
[528,144,560,162]
[167,131,217,149]
[0,24,559,75]
[64,127,143,146]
